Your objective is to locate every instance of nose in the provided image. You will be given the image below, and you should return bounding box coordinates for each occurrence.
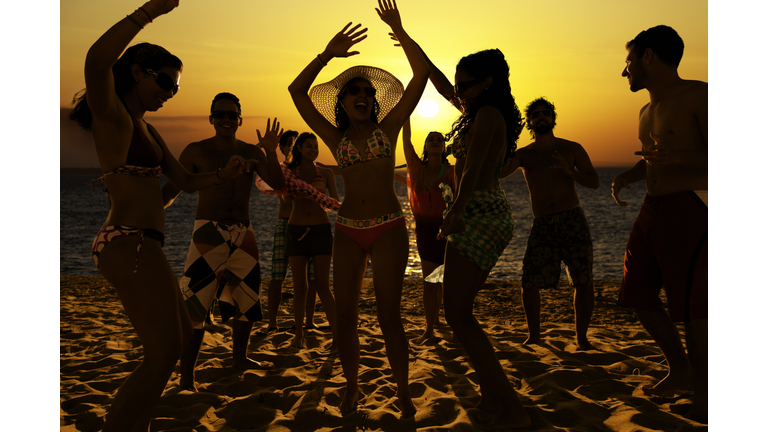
[621,66,628,77]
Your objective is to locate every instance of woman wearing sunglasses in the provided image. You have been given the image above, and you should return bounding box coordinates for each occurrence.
[400,118,455,345]
[69,2,260,430]
[288,0,428,417]
[282,132,340,349]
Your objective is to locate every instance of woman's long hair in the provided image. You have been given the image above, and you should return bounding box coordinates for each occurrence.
[445,49,523,161]
[70,43,183,130]
[334,79,381,131]
[287,132,317,169]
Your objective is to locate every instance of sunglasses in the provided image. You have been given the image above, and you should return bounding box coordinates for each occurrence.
[347,85,376,97]
[211,110,241,121]
[144,69,179,95]
[454,77,484,95]
[530,109,552,119]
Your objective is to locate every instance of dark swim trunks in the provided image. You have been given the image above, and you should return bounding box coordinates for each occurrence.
[522,206,593,290]
[619,191,708,322]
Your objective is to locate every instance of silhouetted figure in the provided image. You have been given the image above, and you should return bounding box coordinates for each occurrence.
[267,131,320,333]
[70,2,251,430]
[287,0,429,417]
[503,97,600,350]
[612,25,708,424]
[162,93,285,390]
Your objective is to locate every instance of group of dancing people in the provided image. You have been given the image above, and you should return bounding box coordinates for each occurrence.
[71,0,708,430]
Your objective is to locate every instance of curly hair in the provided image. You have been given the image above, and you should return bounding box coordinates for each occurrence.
[524,97,557,139]
[286,132,317,169]
[70,43,183,130]
[334,78,381,131]
[445,49,523,161]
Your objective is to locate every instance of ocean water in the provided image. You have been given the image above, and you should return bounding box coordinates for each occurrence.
[61,167,645,280]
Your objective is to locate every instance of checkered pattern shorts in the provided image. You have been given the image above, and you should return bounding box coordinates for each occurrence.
[271,218,314,281]
[179,220,263,329]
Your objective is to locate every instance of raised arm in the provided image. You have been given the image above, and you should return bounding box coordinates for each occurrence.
[376,0,430,132]
[253,118,286,190]
[288,23,368,147]
[389,33,459,110]
[85,1,178,125]
[401,117,417,167]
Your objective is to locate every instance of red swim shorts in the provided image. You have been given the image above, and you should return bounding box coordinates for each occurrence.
[619,191,707,322]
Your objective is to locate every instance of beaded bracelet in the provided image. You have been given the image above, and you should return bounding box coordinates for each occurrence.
[138,6,153,23]
[316,54,327,67]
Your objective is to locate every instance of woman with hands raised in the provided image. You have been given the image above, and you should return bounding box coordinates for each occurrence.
[288,0,428,417]
[70,1,253,430]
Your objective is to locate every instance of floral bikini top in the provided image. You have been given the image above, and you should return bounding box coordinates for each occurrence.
[335,127,392,168]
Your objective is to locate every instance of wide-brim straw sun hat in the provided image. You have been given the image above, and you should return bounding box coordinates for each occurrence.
[309,65,404,126]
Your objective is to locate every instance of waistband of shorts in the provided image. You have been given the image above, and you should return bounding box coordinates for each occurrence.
[534,205,582,220]
[335,210,404,229]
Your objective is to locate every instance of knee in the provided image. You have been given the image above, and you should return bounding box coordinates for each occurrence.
[444,307,474,330]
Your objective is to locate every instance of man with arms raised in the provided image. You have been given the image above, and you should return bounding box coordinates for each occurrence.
[612,25,707,423]
[162,92,285,390]
[504,97,599,350]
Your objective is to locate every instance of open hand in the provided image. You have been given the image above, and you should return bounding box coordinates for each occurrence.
[376,0,403,31]
[323,23,368,59]
[257,118,283,153]
[144,0,180,18]
[549,150,573,174]
[634,132,680,166]
[388,32,402,47]
[611,175,631,208]
[220,155,246,181]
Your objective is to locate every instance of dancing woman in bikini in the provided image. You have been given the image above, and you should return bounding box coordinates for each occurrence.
[69,1,266,430]
[283,132,339,348]
[288,0,428,417]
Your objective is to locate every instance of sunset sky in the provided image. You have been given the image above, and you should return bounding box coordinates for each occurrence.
[60,0,708,168]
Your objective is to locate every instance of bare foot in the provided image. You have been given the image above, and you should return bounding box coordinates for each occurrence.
[395,395,416,417]
[266,326,281,334]
[340,387,360,416]
[413,330,435,345]
[641,370,695,396]
[233,357,270,370]
[523,336,541,346]
[291,334,304,349]
[577,338,596,350]
[304,322,318,330]
[179,373,197,392]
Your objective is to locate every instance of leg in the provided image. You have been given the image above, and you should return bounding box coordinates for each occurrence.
[305,274,319,328]
[179,328,205,391]
[443,243,531,429]
[521,284,541,345]
[288,255,309,348]
[232,320,266,369]
[369,224,416,417]
[332,228,368,415]
[267,279,284,330]
[573,283,595,349]
[683,319,708,423]
[415,259,443,345]
[310,255,337,339]
[634,306,695,395]
[98,238,189,432]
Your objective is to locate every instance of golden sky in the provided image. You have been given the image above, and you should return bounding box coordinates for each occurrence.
[60,0,708,167]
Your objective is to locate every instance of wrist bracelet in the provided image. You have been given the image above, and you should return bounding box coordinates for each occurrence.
[138,6,154,23]
[216,168,225,181]
[316,54,327,67]
[126,14,144,29]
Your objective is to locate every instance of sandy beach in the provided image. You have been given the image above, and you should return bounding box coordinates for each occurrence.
[60,276,706,431]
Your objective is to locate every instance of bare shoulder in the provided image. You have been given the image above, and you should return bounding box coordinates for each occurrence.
[319,166,335,177]
[180,139,211,158]
[239,140,266,159]
[477,105,504,121]
[682,80,708,103]
[557,137,586,151]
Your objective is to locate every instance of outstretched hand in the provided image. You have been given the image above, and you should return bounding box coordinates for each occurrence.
[635,132,680,166]
[144,0,180,18]
[388,32,402,47]
[376,0,403,31]
[323,23,368,59]
[257,118,283,153]
[219,155,246,181]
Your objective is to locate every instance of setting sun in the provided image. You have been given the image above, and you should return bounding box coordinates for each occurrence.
[416,98,439,118]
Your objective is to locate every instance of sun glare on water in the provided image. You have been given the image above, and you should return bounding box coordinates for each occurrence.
[416,98,439,118]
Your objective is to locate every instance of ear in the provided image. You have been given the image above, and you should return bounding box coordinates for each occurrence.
[130,64,143,83]
[209,115,213,125]
[484,76,494,90]
[238,117,243,126]
[642,47,653,65]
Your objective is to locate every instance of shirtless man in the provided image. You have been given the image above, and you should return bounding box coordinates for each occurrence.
[266,131,320,333]
[162,92,285,390]
[503,97,599,349]
[612,25,707,423]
